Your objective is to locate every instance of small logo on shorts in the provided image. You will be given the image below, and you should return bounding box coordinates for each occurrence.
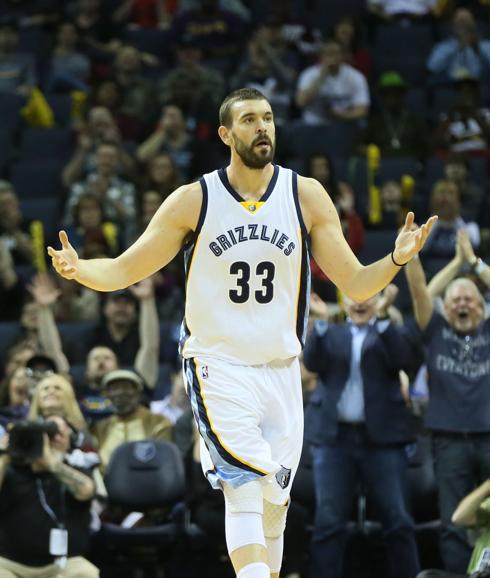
[201,365,209,379]
[275,466,291,489]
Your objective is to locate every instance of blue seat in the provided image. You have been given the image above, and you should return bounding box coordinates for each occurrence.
[0,93,24,133]
[405,87,428,119]
[358,230,397,264]
[19,127,73,162]
[0,129,13,173]
[20,197,61,242]
[10,160,64,199]
[0,322,21,363]
[59,322,97,365]
[282,122,360,160]
[45,93,72,127]
[309,0,366,32]
[430,87,457,119]
[380,157,422,182]
[374,24,434,85]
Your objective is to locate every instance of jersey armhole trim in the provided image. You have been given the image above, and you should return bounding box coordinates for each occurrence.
[292,171,310,244]
[184,177,208,249]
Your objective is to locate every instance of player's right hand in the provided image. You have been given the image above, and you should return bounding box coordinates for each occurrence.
[47,231,79,280]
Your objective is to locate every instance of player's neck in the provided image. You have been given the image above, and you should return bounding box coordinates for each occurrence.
[226,161,275,202]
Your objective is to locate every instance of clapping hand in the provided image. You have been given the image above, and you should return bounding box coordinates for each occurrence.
[393,212,438,265]
[27,273,61,306]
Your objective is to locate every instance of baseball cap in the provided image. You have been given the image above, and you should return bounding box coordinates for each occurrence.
[101,369,144,391]
[378,71,407,91]
[26,354,58,374]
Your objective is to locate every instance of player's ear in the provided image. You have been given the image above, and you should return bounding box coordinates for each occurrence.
[218,125,231,147]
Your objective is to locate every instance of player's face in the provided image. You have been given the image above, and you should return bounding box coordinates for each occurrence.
[229,100,276,169]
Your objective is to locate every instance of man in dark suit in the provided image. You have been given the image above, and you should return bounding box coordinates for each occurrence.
[303,286,420,578]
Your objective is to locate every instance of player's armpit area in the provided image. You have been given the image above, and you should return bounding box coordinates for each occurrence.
[115,181,203,286]
[297,176,362,296]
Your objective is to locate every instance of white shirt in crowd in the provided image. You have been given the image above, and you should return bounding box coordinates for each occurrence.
[368,0,437,16]
[297,63,370,125]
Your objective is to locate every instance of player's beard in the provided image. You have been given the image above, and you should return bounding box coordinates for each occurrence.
[232,132,275,169]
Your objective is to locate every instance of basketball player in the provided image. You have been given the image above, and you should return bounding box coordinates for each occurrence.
[48,88,437,578]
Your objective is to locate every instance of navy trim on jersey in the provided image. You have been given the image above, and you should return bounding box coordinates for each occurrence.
[292,171,309,243]
[218,164,279,204]
[292,171,311,346]
[187,358,267,478]
[182,177,208,251]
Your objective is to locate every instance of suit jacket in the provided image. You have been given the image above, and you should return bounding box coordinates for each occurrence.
[303,319,417,446]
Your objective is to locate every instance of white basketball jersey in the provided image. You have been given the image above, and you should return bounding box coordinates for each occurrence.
[180,164,311,365]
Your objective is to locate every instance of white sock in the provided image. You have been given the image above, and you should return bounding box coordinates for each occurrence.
[225,511,265,553]
[266,534,284,573]
[237,562,270,578]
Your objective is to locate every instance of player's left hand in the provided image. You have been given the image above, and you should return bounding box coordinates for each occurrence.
[393,212,438,265]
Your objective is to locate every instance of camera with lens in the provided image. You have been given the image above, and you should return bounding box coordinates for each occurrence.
[8,420,59,466]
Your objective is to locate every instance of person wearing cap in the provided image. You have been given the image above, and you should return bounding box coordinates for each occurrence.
[91,369,173,473]
[296,38,370,125]
[359,71,428,159]
[427,8,490,83]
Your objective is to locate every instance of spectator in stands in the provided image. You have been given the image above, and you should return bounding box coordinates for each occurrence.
[368,179,407,230]
[405,256,490,573]
[0,415,98,577]
[296,39,370,125]
[92,368,172,473]
[139,153,182,200]
[432,72,490,154]
[113,0,176,29]
[171,0,246,70]
[303,285,420,578]
[0,239,24,322]
[47,20,91,93]
[422,179,479,260]
[137,104,196,178]
[151,369,189,425]
[137,189,164,235]
[360,71,428,159]
[0,21,36,96]
[417,478,490,578]
[368,0,440,21]
[427,8,490,83]
[62,106,136,188]
[2,343,37,381]
[308,153,339,201]
[332,15,372,79]
[443,153,485,223]
[0,180,32,265]
[109,44,158,139]
[87,278,158,369]
[66,192,122,258]
[157,37,225,118]
[0,366,30,429]
[29,373,87,433]
[64,142,137,230]
[230,17,298,124]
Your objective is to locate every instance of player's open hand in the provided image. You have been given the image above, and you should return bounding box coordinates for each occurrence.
[47,231,79,280]
[393,212,438,265]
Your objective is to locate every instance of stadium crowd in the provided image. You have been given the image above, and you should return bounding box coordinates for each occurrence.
[0,0,490,577]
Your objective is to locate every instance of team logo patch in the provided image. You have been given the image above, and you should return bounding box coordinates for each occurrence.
[134,441,156,463]
[201,365,209,379]
[275,466,292,489]
[248,204,257,212]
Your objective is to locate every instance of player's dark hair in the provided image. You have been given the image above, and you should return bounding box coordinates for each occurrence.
[219,88,270,128]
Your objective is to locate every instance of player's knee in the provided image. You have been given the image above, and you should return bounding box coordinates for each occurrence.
[223,479,264,515]
[263,499,289,539]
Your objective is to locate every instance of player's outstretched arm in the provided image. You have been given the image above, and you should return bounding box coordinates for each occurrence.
[298,177,437,303]
[47,182,202,291]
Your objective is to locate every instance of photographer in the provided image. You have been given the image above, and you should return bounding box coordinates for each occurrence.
[417,479,490,578]
[0,415,99,577]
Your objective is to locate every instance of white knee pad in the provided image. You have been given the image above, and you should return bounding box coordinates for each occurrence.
[223,480,263,515]
[263,499,289,539]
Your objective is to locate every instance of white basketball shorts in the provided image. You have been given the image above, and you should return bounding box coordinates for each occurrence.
[183,355,304,505]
